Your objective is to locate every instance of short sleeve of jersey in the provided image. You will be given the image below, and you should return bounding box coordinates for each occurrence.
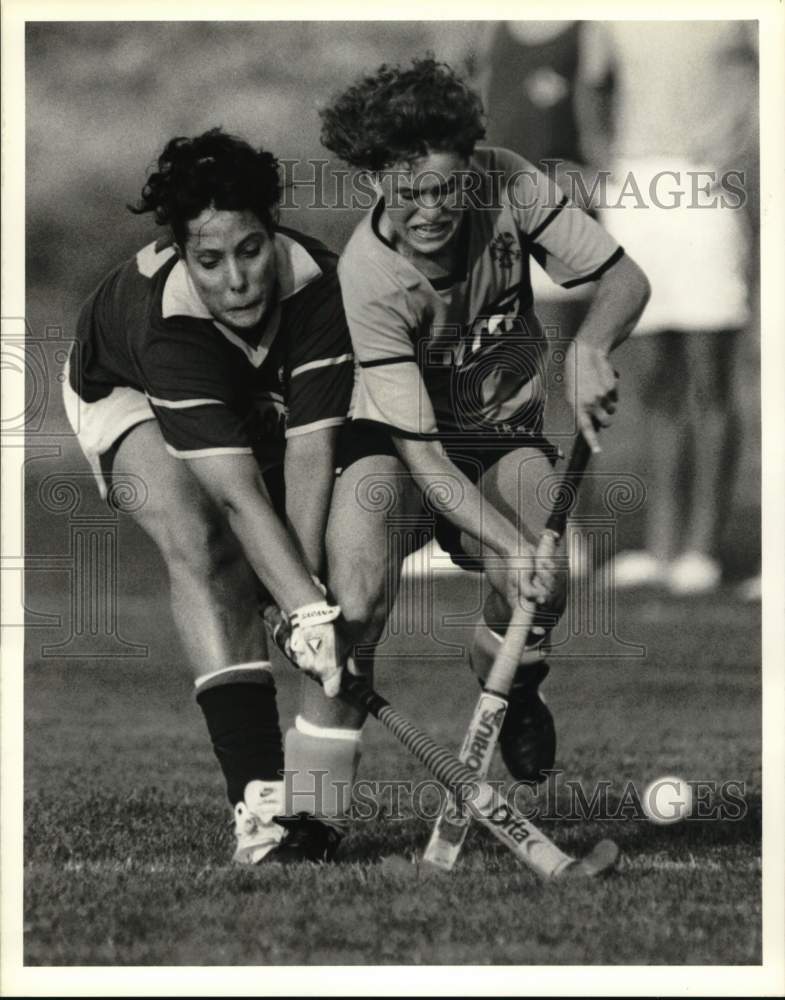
[497,148,624,289]
[338,254,439,439]
[283,268,354,439]
[137,324,253,458]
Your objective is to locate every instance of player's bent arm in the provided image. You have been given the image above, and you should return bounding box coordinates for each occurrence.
[284,426,340,580]
[574,253,650,355]
[184,451,326,614]
[392,435,551,600]
[566,254,650,451]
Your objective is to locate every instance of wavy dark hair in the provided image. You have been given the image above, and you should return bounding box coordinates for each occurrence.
[320,56,486,171]
[129,128,281,245]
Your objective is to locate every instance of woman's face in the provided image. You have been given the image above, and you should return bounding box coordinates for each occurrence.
[378,149,470,258]
[182,208,277,332]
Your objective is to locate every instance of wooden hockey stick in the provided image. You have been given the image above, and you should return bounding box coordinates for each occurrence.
[263,598,617,880]
[423,434,593,871]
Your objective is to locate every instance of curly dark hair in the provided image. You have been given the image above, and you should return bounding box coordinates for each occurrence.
[129,128,281,245]
[319,56,485,171]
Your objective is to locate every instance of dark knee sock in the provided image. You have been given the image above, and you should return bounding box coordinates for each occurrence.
[195,663,283,806]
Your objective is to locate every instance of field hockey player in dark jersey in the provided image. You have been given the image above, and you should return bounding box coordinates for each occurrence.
[64,128,353,864]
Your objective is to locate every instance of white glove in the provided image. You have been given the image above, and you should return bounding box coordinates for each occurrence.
[288,601,343,698]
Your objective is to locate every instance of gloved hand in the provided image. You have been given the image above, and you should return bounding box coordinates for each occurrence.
[288,601,343,697]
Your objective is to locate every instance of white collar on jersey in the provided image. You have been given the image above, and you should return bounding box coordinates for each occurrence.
[274,231,323,301]
[161,231,322,368]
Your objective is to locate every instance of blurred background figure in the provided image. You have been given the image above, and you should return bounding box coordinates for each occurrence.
[474,21,594,344]
[576,21,759,595]
[472,21,630,584]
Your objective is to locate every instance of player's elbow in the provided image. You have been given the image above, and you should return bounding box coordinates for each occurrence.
[221,488,276,552]
[636,266,652,311]
[218,491,243,520]
[625,255,651,311]
[601,253,651,327]
[224,477,274,525]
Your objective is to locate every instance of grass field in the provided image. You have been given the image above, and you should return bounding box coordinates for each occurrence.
[24,569,761,966]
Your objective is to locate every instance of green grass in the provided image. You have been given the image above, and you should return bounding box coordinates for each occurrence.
[24,577,761,965]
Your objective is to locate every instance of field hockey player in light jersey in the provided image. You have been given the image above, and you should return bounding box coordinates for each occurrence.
[64,128,353,864]
[282,58,650,830]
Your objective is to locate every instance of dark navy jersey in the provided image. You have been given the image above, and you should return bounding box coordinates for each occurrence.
[71,228,353,469]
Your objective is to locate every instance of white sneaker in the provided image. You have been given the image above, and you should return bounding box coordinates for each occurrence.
[667,551,722,596]
[232,781,287,865]
[607,551,668,589]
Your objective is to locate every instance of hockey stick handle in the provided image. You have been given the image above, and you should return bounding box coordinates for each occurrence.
[484,434,594,696]
[262,603,467,788]
[341,674,574,878]
[544,432,593,538]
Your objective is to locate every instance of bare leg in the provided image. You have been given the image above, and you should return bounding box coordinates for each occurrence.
[113,422,285,858]
[457,445,563,782]
[456,446,566,627]
[299,454,423,729]
[285,454,423,822]
[638,331,686,563]
[113,421,267,676]
[681,330,739,557]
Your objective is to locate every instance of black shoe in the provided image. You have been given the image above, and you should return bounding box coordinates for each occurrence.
[498,662,556,784]
[264,813,343,864]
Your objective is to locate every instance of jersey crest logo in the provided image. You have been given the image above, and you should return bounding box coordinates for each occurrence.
[488,232,521,271]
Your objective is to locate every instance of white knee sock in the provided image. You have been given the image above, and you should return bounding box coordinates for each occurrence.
[283,715,362,828]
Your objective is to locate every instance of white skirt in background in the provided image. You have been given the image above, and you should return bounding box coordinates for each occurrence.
[600,159,751,335]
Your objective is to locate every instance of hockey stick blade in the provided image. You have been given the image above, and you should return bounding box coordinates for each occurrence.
[422,690,509,869]
[557,838,620,880]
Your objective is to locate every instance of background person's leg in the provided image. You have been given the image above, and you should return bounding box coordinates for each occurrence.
[610,331,685,587]
[640,331,686,566]
[668,329,740,594]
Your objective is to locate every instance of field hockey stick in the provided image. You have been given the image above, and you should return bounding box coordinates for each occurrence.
[423,433,594,871]
[262,601,617,880]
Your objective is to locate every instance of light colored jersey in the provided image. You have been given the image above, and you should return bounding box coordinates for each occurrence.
[71,228,353,469]
[339,146,622,442]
